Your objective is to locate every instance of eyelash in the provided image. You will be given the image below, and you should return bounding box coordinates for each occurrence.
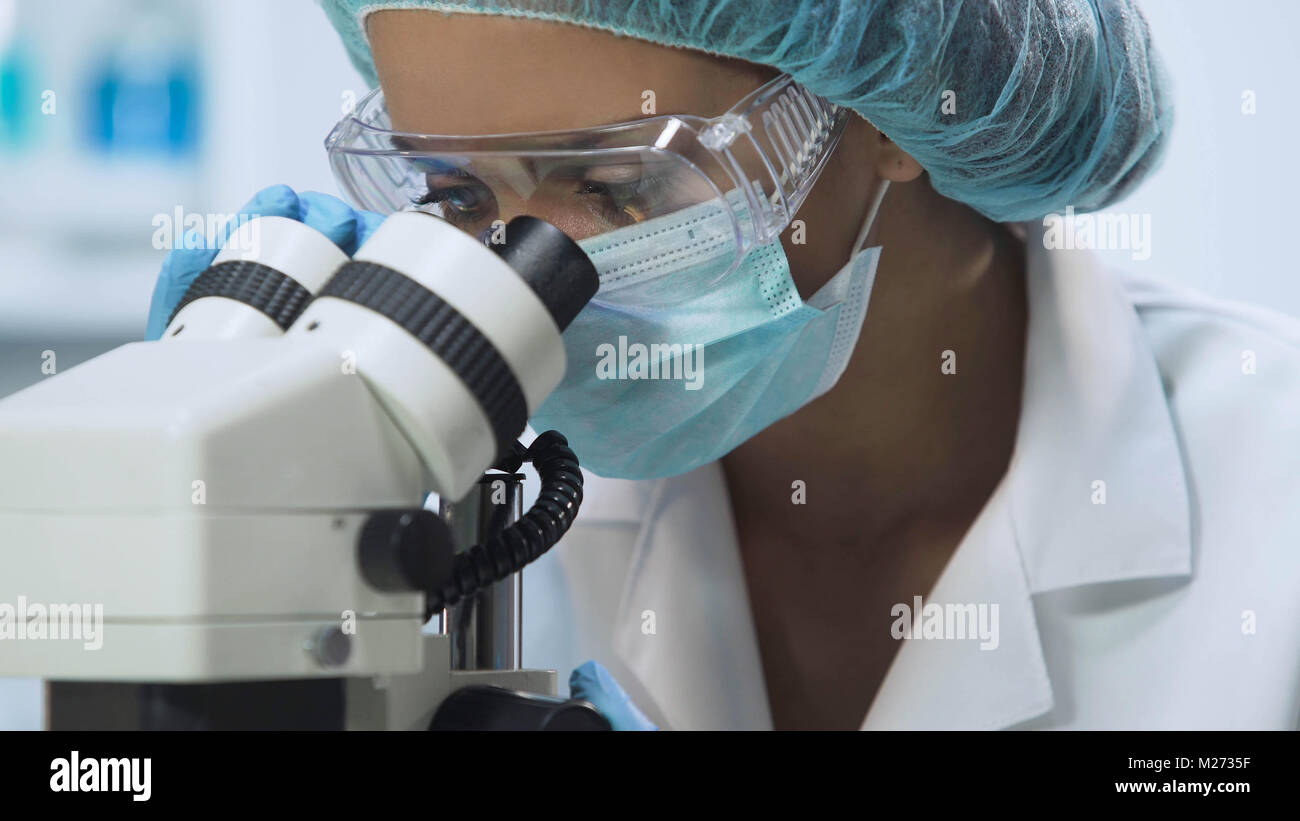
[411,184,485,209]
[410,183,492,230]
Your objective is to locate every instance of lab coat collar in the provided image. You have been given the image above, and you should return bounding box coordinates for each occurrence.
[1008,224,1191,592]
[607,222,1192,730]
[860,473,1055,729]
[610,463,775,730]
[862,225,1192,729]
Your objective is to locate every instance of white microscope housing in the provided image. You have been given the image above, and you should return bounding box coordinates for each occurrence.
[0,211,598,728]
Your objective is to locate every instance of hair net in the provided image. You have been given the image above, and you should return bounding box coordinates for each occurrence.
[319,0,1171,222]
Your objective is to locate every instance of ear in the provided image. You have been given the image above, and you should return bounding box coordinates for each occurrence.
[876,133,924,183]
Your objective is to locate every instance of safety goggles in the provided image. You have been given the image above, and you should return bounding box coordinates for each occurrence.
[325,74,848,306]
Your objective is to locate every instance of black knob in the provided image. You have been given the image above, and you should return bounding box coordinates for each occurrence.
[358,509,456,594]
[430,685,612,731]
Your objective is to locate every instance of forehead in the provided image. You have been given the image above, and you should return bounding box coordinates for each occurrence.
[365,10,775,135]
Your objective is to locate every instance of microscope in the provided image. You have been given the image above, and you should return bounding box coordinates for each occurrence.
[0,209,609,730]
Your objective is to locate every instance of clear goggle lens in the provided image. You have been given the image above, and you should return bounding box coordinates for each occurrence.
[326,76,847,308]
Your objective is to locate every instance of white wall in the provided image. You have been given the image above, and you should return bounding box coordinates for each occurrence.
[197,0,368,211]
[1088,0,1300,316]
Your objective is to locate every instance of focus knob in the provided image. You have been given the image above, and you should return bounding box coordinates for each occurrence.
[358,509,456,595]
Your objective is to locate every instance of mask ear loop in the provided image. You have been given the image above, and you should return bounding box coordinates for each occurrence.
[852,179,891,253]
[803,177,890,398]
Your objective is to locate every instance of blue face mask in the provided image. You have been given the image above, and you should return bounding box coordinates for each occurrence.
[529,185,886,480]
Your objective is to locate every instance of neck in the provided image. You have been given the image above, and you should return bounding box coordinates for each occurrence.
[721,178,1028,542]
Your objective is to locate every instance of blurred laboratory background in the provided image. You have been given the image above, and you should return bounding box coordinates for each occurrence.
[0,0,1297,729]
[0,0,365,393]
[0,0,366,729]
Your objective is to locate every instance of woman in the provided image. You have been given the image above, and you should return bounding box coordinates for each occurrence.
[147,1,1300,730]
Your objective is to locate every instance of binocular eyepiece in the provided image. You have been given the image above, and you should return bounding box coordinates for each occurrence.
[162,211,598,501]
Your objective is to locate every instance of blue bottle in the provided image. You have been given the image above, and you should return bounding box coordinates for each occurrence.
[84,2,199,158]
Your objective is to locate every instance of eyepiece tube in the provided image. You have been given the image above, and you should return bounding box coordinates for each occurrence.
[162,216,349,340]
[484,216,598,332]
[287,212,596,500]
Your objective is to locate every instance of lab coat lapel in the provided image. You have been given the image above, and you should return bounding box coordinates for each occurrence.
[864,225,1193,729]
[1009,228,1191,591]
[610,463,772,730]
[861,474,1054,729]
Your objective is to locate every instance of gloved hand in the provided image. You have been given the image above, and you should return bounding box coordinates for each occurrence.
[569,660,658,731]
[144,184,384,340]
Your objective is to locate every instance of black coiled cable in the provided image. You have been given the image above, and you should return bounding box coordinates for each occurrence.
[428,430,583,612]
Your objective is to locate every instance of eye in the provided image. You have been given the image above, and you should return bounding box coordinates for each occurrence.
[576,180,618,204]
[413,174,497,231]
[415,182,490,213]
[574,175,667,225]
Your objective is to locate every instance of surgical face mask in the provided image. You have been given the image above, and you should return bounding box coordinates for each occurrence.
[528,182,889,479]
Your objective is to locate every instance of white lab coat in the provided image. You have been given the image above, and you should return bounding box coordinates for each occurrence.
[523,221,1300,730]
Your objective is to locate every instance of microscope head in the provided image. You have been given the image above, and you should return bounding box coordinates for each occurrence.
[0,211,596,683]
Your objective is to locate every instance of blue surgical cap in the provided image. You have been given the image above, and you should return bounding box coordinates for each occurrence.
[319,0,1172,222]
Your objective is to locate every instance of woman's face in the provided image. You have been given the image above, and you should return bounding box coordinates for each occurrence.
[365,10,885,295]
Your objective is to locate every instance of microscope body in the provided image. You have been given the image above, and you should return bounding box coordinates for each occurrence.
[0,211,602,730]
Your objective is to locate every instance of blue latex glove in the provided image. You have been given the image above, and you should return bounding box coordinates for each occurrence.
[144,184,384,340]
[569,660,658,731]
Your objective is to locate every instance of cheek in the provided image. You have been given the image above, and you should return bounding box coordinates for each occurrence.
[779,230,831,299]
